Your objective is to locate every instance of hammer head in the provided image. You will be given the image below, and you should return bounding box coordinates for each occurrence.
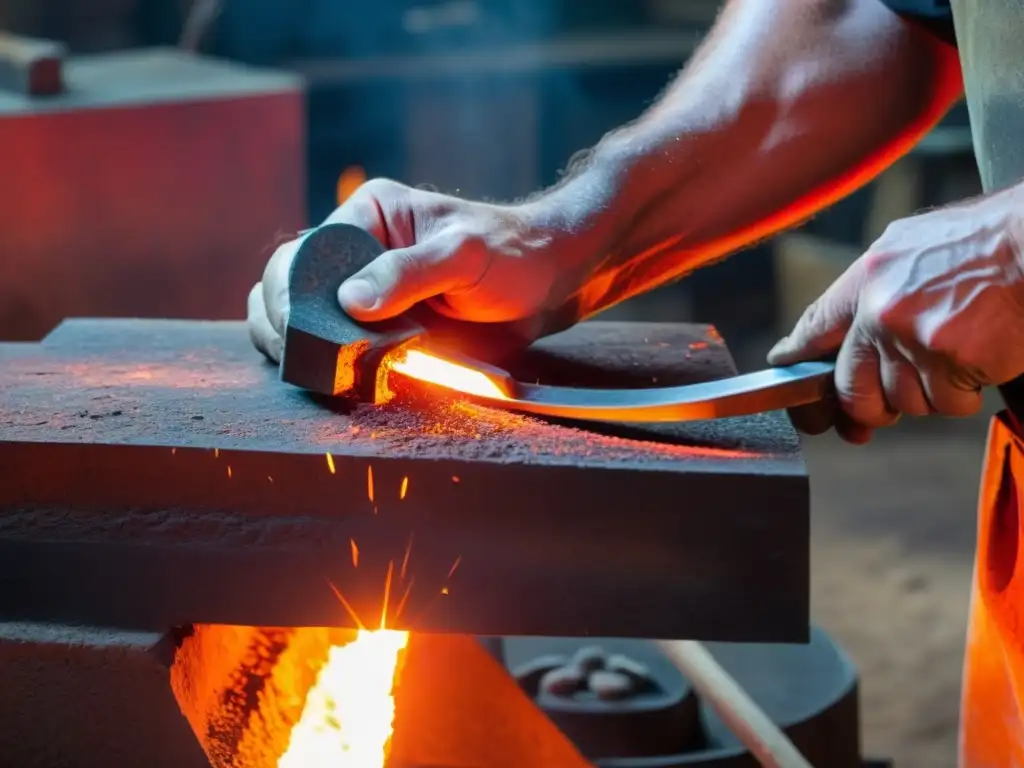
[280,223,533,402]
[280,224,425,400]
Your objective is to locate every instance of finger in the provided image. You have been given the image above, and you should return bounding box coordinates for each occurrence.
[787,397,838,436]
[324,185,390,244]
[262,238,302,336]
[879,341,931,417]
[247,283,284,363]
[919,361,984,417]
[767,261,864,366]
[835,411,875,445]
[338,240,476,321]
[835,322,899,429]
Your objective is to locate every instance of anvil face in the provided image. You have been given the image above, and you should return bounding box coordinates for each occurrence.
[0,318,809,641]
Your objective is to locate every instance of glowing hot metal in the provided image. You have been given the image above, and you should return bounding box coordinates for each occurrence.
[389,348,835,423]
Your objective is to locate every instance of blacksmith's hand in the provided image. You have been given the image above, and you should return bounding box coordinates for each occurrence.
[248,178,597,363]
[767,188,1024,444]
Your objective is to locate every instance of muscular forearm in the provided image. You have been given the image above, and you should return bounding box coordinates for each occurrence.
[534,0,964,320]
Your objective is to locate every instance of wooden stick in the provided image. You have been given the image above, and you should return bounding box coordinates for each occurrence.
[656,640,814,768]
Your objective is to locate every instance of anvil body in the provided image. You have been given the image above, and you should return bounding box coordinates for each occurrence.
[0,318,809,641]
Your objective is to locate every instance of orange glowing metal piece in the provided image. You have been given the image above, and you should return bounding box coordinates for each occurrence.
[326,453,336,475]
[276,628,409,768]
[390,349,509,400]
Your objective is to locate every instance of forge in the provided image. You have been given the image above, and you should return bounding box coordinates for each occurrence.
[0,317,866,767]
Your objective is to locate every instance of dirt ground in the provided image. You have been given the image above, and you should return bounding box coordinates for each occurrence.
[802,403,998,767]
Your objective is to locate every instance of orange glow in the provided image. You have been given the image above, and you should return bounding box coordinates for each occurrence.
[337,166,366,206]
[367,466,375,503]
[399,476,409,500]
[390,349,508,400]
[326,453,336,474]
[350,539,359,568]
[276,629,409,768]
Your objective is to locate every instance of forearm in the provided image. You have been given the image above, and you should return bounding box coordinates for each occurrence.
[535,0,964,319]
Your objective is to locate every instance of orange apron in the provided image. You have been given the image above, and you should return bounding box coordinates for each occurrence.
[943,3,1024,763]
[960,414,1024,767]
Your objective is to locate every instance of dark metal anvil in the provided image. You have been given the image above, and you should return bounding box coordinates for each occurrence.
[0,317,810,767]
[0,318,808,641]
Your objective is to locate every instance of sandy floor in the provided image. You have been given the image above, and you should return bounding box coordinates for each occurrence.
[803,411,993,768]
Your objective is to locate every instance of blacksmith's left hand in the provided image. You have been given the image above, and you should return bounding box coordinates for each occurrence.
[767,187,1024,444]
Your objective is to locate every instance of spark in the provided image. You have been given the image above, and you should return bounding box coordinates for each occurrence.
[227,466,232,479]
[367,466,375,503]
[171,448,176,455]
[380,561,395,630]
[326,453,336,474]
[452,476,460,484]
[214,448,219,458]
[400,537,413,581]
[441,587,449,595]
[447,557,462,579]
[327,581,365,630]
[399,476,409,500]
[393,579,415,624]
[350,539,359,568]
[268,475,274,483]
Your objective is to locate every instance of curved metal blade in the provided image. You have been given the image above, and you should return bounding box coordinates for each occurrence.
[489,361,836,423]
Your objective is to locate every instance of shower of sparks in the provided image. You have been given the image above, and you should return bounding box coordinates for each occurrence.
[447,557,462,579]
[367,466,375,503]
[326,453,336,474]
[399,476,409,500]
[350,539,359,568]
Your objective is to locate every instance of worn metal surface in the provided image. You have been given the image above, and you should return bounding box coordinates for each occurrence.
[0,318,809,640]
[0,49,304,341]
[0,621,208,768]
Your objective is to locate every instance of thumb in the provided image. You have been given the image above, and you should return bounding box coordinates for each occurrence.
[768,262,863,366]
[337,240,473,321]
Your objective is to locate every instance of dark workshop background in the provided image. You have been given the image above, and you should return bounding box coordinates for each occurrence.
[0,2,988,766]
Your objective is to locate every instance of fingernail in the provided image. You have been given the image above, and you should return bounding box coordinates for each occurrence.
[338,279,379,312]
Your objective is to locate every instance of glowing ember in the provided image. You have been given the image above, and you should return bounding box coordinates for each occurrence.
[326,453,336,474]
[399,476,409,500]
[367,466,375,503]
[390,349,509,400]
[277,629,409,768]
